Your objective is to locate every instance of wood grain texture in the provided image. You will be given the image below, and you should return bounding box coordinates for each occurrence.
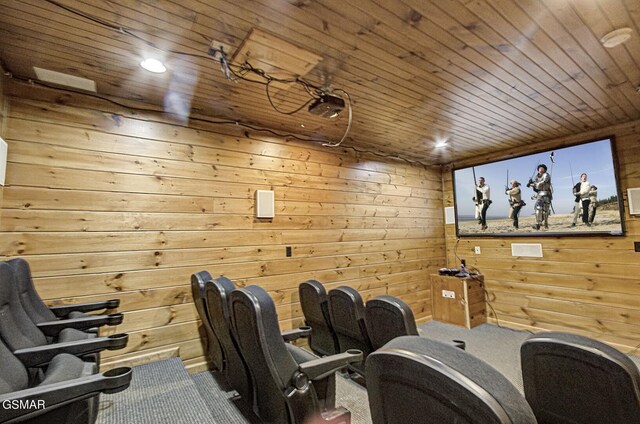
[443,119,640,352]
[0,1,639,163]
[1,85,444,369]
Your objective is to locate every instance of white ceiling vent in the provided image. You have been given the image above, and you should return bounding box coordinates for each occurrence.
[33,67,97,92]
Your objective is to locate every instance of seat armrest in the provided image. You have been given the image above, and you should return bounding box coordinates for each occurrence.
[13,334,129,368]
[282,326,312,342]
[0,367,132,424]
[36,314,124,336]
[298,349,363,381]
[49,299,120,318]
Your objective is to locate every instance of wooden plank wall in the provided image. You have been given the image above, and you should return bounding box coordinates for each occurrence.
[443,120,640,352]
[0,81,444,372]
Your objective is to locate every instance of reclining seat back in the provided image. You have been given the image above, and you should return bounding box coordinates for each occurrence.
[0,336,98,424]
[366,336,537,424]
[521,332,640,424]
[230,285,321,424]
[203,277,251,403]
[327,286,373,373]
[190,271,224,371]
[0,262,49,352]
[298,280,339,356]
[365,295,419,350]
[7,258,59,324]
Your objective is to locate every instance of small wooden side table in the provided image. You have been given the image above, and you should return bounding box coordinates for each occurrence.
[430,274,486,329]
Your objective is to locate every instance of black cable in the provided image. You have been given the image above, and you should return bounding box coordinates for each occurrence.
[265,80,316,115]
[453,237,461,265]
[50,0,325,114]
[8,75,424,166]
[45,0,212,61]
[30,1,431,166]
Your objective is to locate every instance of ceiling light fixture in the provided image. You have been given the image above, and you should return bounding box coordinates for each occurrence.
[435,139,448,148]
[140,58,166,73]
[600,28,633,48]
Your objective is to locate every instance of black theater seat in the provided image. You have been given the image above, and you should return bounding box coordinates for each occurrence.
[298,280,340,356]
[8,258,123,338]
[190,270,224,371]
[0,263,128,372]
[328,286,373,375]
[230,285,361,424]
[521,332,640,424]
[0,335,132,424]
[366,336,537,424]
[365,295,419,350]
[203,277,252,403]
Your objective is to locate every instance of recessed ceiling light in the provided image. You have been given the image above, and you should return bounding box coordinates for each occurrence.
[435,139,448,148]
[140,58,166,73]
[600,28,633,48]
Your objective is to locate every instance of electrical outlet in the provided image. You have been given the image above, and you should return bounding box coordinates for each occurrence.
[285,246,292,257]
[635,242,640,252]
[442,290,456,299]
[474,246,481,254]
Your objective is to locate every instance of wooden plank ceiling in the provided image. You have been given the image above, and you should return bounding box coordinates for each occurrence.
[0,0,639,165]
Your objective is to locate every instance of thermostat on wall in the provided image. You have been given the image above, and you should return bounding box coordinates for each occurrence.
[256,190,275,218]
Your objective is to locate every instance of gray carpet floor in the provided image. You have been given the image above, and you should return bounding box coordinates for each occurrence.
[191,370,372,424]
[96,357,214,424]
[96,323,640,423]
[191,371,261,423]
[418,321,531,393]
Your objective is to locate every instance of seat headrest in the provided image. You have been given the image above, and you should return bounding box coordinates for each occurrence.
[299,280,326,297]
[522,331,640,380]
[214,276,236,294]
[329,286,363,305]
[367,336,536,424]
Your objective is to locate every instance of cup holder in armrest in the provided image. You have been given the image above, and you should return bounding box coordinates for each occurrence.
[106,333,129,350]
[345,349,364,363]
[298,326,312,336]
[106,313,124,326]
[102,367,133,394]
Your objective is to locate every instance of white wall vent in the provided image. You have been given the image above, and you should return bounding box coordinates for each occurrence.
[511,243,543,258]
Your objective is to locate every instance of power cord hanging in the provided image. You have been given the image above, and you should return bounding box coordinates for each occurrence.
[322,89,352,148]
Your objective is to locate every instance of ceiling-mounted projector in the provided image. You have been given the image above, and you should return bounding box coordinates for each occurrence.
[308,93,345,118]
